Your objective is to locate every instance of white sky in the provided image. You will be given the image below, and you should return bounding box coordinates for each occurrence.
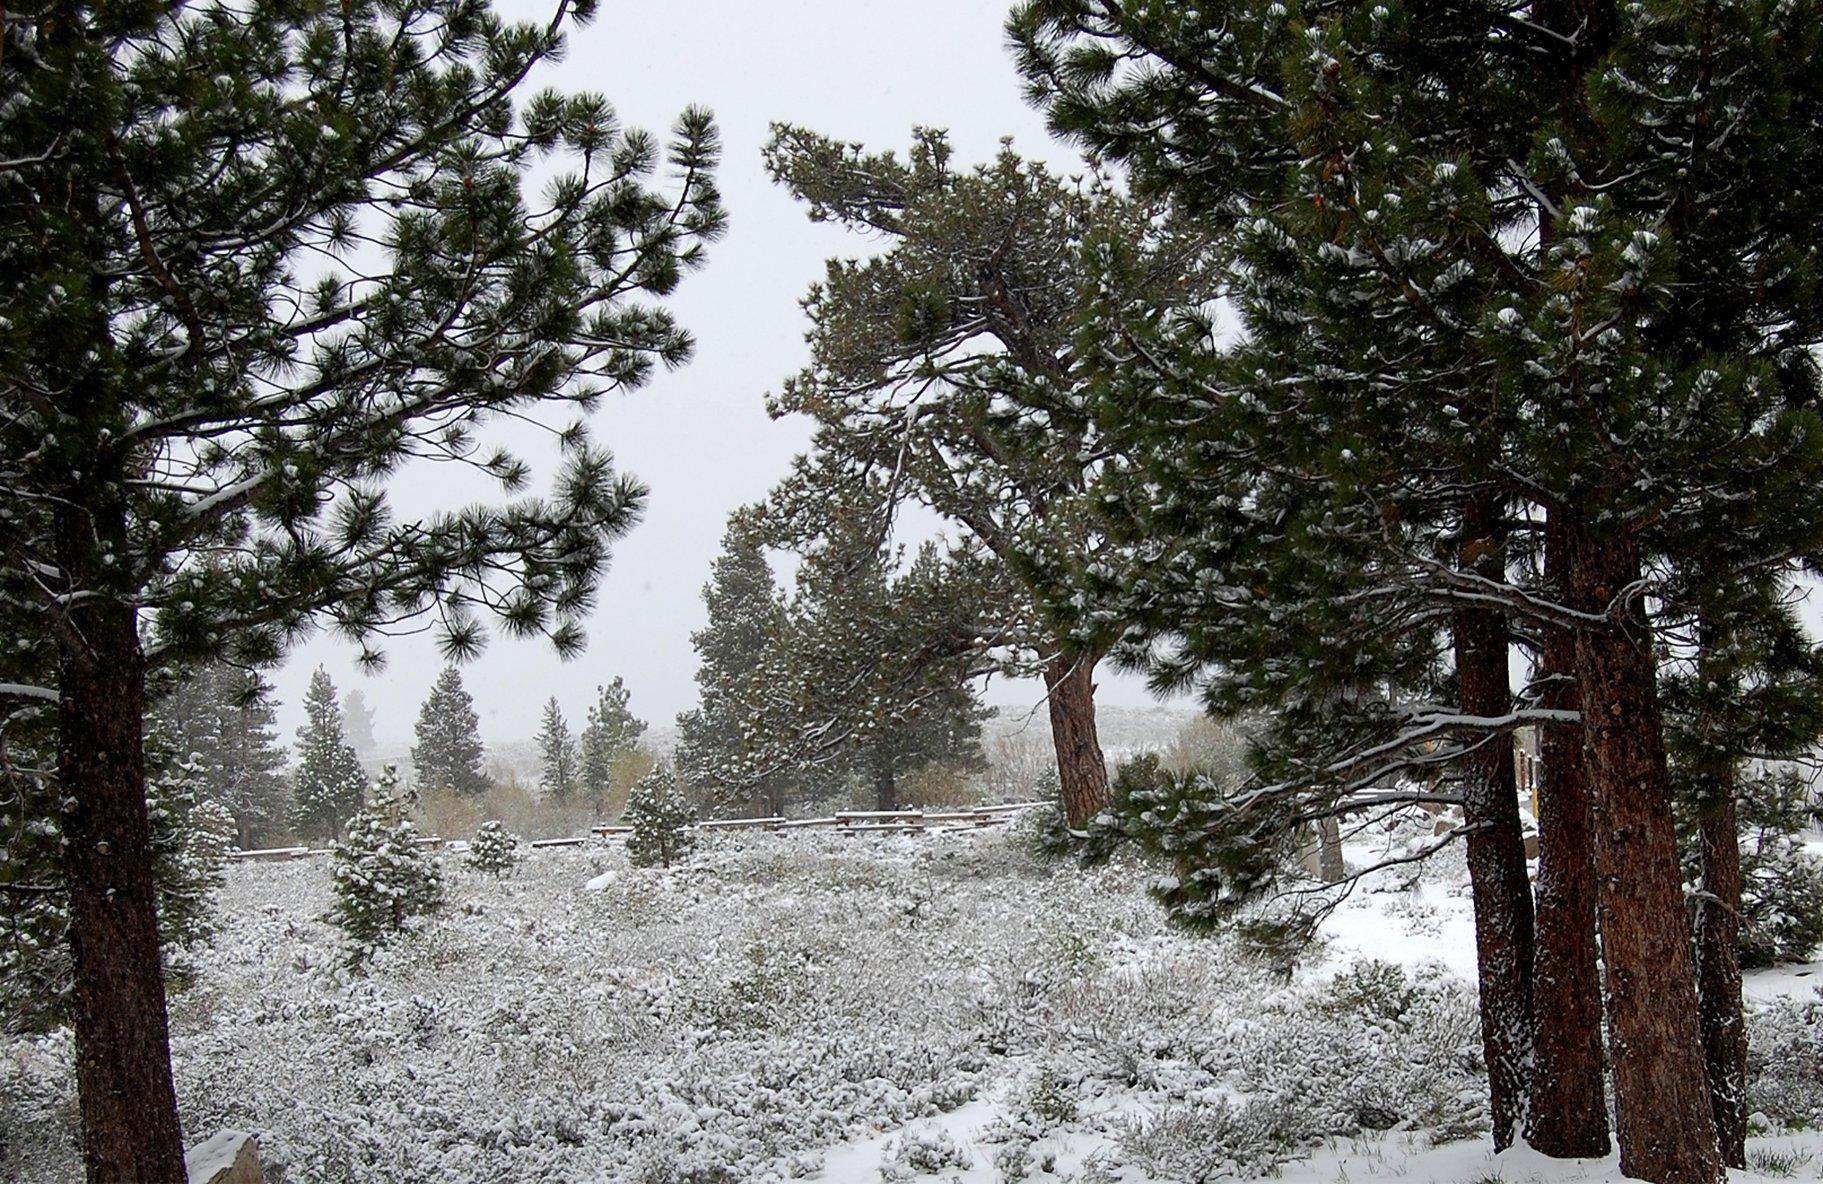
[270,0,1171,749]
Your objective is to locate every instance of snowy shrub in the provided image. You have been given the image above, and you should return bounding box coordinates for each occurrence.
[1748,995,1823,1126]
[1114,1098,1290,1182]
[625,764,697,868]
[466,820,522,877]
[878,1122,970,1180]
[328,803,444,966]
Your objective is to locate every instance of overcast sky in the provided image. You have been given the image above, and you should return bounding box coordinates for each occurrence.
[269,0,1173,749]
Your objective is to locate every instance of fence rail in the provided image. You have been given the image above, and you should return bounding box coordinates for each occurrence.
[228,801,1050,861]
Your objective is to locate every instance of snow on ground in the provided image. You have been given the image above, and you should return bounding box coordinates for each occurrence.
[4,819,1822,1183]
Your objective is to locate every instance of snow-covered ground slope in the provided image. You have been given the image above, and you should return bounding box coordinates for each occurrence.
[4,822,1821,1183]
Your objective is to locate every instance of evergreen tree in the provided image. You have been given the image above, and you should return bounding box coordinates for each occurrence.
[0,0,721,1166]
[328,767,444,967]
[1013,4,1823,1179]
[536,696,580,804]
[342,689,380,763]
[149,662,290,848]
[580,677,645,810]
[290,669,367,843]
[761,127,1209,825]
[624,764,696,868]
[674,525,797,813]
[465,819,522,878]
[413,667,490,797]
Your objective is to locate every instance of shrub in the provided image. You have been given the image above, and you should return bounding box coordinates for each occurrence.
[624,764,696,869]
[467,820,522,878]
[328,774,444,965]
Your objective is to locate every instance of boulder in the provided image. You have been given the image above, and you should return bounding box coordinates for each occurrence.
[185,1131,263,1184]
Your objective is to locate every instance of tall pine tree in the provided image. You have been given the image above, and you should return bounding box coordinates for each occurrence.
[149,663,289,849]
[0,0,722,1169]
[536,696,580,804]
[761,127,1211,825]
[290,669,367,843]
[1013,4,1823,1180]
[579,677,645,811]
[413,667,490,797]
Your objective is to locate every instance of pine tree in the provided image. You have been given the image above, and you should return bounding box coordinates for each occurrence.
[413,667,490,797]
[760,127,1209,825]
[675,525,798,813]
[0,0,721,1162]
[536,697,580,804]
[149,662,290,848]
[580,678,645,811]
[290,669,367,843]
[1012,4,1823,1180]
[624,764,697,868]
[328,767,444,967]
[342,690,380,763]
[465,820,522,878]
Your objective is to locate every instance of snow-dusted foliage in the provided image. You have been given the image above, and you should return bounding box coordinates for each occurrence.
[465,820,522,878]
[4,824,1821,1182]
[624,764,697,868]
[327,781,445,966]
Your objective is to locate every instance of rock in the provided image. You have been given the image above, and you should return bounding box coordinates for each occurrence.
[185,1130,263,1184]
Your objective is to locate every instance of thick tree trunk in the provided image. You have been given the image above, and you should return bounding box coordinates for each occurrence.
[1526,517,1612,1158]
[1452,599,1537,1150]
[1317,815,1345,882]
[1569,527,1721,1184]
[1043,654,1109,828]
[1696,795,1747,1169]
[1450,492,1536,1150]
[873,760,899,813]
[56,511,186,1183]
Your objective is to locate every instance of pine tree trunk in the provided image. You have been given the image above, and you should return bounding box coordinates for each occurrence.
[1569,526,1721,1184]
[1452,598,1537,1151]
[1696,795,1747,1169]
[1526,517,1611,1158]
[1043,653,1109,828]
[1318,815,1345,883]
[874,760,898,812]
[1449,491,1536,1150]
[55,508,187,1183]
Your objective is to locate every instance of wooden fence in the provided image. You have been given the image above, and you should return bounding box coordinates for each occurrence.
[229,801,1049,861]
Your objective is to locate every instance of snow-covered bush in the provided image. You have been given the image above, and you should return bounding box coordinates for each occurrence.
[466,820,521,877]
[328,783,444,966]
[625,764,696,868]
[1748,995,1823,1126]
[878,1123,970,1180]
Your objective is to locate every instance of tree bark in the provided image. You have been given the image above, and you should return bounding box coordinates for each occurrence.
[1043,653,1109,828]
[1317,815,1345,882]
[1696,794,1747,1169]
[1450,492,1536,1151]
[1452,601,1537,1150]
[1569,525,1721,1184]
[1525,516,1611,1158]
[873,759,899,812]
[55,508,187,1183]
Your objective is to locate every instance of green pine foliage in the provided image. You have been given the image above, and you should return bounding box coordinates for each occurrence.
[0,744,235,1031]
[466,820,522,878]
[149,662,290,849]
[413,667,490,797]
[1677,769,1823,970]
[328,773,445,966]
[674,526,798,812]
[580,678,646,809]
[624,765,697,869]
[536,697,580,805]
[290,668,367,843]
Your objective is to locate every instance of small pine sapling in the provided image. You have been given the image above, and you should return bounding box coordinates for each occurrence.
[624,764,697,869]
[467,820,522,878]
[329,766,444,965]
